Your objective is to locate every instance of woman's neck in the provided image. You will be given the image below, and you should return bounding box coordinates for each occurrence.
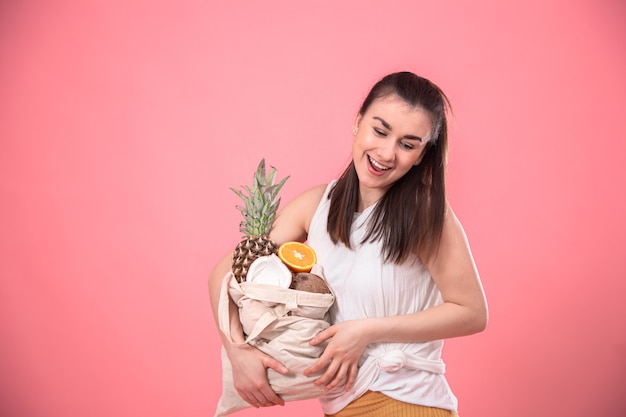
[358,188,385,212]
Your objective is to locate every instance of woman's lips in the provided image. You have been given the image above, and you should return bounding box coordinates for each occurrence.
[367,155,391,175]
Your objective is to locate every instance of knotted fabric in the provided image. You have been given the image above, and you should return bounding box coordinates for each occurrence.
[375,349,445,374]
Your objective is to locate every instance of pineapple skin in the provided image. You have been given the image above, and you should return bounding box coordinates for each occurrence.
[232,236,278,283]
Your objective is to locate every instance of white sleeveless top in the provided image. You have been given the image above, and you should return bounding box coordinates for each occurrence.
[307,182,458,414]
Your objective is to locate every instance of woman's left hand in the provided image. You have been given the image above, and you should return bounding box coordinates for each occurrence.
[303,320,369,392]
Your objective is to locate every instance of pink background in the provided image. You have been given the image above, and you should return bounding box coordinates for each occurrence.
[1,0,625,416]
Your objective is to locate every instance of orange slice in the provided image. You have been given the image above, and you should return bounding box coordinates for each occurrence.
[278,242,317,273]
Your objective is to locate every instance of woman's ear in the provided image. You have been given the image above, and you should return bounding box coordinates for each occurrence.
[352,114,362,136]
[413,152,426,166]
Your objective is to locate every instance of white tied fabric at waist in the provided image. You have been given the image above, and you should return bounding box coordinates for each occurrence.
[374,349,445,374]
[318,347,448,414]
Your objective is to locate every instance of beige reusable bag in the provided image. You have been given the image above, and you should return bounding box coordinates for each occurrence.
[214,268,335,417]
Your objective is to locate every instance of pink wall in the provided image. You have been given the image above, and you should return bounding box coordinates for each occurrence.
[1,0,625,416]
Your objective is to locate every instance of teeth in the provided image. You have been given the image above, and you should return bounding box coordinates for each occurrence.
[369,156,390,170]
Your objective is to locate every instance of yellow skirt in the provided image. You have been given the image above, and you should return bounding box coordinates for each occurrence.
[325,391,459,417]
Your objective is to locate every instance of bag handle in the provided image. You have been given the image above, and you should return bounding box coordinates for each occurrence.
[242,305,290,343]
[218,272,247,347]
[218,272,292,345]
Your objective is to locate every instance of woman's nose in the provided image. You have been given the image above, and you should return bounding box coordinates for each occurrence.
[376,139,395,162]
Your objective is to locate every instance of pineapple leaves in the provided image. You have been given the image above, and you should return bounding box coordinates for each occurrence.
[266,166,277,185]
[230,158,290,237]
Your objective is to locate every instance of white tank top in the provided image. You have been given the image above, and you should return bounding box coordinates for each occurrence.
[307,182,458,414]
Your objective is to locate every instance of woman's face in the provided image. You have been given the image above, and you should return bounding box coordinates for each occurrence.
[352,94,433,206]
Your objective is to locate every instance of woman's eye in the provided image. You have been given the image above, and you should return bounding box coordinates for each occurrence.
[400,142,414,150]
[374,128,386,136]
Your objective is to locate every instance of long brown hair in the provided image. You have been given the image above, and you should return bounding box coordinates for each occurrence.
[327,72,450,264]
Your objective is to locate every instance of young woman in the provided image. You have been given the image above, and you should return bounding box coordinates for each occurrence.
[209,72,488,416]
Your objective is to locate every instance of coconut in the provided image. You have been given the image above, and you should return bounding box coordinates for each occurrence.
[290,272,331,294]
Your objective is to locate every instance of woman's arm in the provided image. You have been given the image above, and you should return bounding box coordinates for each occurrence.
[208,184,327,407]
[208,252,288,408]
[366,204,489,341]
[304,204,488,391]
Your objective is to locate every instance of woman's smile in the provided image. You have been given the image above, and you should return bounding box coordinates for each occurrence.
[367,155,391,175]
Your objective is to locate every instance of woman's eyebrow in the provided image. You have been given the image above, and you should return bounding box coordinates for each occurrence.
[373,116,391,130]
[373,116,423,141]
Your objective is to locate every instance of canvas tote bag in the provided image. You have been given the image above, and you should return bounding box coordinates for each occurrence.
[214,268,335,416]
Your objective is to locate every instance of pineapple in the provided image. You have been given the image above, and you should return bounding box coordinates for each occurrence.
[231,159,289,283]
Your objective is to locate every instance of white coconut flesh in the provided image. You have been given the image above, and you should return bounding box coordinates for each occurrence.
[246,254,292,288]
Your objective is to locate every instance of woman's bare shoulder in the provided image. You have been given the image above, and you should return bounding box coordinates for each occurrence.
[270,183,330,244]
[298,183,329,203]
[283,183,329,220]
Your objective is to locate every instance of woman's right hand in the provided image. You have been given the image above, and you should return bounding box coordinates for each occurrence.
[209,252,288,408]
[226,341,289,408]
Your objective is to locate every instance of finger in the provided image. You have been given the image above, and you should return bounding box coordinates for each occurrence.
[344,363,358,391]
[248,369,285,407]
[240,391,263,408]
[324,363,349,392]
[262,387,285,407]
[236,382,266,408]
[256,368,285,406]
[264,356,289,375]
[313,359,340,387]
[309,327,335,346]
[235,374,285,408]
[303,355,331,376]
[244,387,283,408]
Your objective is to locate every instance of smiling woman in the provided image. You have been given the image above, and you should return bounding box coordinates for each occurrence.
[208,72,487,417]
[351,96,433,208]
